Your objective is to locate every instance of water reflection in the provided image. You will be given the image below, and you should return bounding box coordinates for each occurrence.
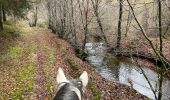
[85,43,170,100]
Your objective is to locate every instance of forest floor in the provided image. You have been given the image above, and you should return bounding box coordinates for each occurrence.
[0,22,148,100]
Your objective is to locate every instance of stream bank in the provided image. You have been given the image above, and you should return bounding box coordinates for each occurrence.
[84,42,170,100]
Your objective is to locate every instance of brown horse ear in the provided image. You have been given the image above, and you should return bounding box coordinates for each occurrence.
[56,67,69,84]
[79,71,88,89]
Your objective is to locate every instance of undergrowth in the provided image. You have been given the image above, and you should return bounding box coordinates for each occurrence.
[67,58,101,100]
[12,63,36,99]
[0,21,37,99]
[44,47,57,98]
[1,20,29,37]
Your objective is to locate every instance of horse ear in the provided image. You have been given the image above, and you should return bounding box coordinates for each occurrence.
[56,67,69,84]
[79,71,88,88]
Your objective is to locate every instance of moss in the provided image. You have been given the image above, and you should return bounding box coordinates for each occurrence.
[4,20,16,26]
[37,22,48,28]
[12,88,23,100]
[12,63,36,99]
[0,21,37,99]
[0,20,28,38]
[28,43,37,54]
[8,46,23,57]
[88,81,102,100]
[0,23,19,38]
[74,47,88,59]
[47,48,56,63]
[67,59,79,71]
[45,79,55,98]
[67,58,81,77]
[67,58,101,99]
[43,48,56,98]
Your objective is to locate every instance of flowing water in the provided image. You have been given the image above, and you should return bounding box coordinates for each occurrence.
[85,43,170,100]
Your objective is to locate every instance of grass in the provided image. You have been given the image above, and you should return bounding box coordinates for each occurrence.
[0,21,37,99]
[88,81,102,100]
[67,58,81,77]
[0,20,29,38]
[67,58,101,100]
[43,47,57,98]
[8,43,36,99]
[8,46,24,57]
[12,63,36,99]
[1,45,35,100]
[47,48,56,63]
[0,46,23,61]
[0,21,20,38]
[37,22,48,28]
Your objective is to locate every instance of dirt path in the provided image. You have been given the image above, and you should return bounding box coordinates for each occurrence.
[0,27,147,100]
[34,34,48,99]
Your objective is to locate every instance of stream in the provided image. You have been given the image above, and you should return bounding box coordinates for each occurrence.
[85,43,170,100]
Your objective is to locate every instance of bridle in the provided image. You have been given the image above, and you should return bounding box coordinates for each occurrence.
[57,80,83,95]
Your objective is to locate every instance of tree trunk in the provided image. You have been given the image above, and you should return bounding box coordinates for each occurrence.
[47,0,52,29]
[91,0,108,44]
[70,0,77,45]
[116,0,123,48]
[2,6,6,22]
[0,4,3,31]
[33,6,38,27]
[157,3,164,98]
[125,6,131,37]
[158,0,163,53]
[81,0,89,52]
[158,69,163,100]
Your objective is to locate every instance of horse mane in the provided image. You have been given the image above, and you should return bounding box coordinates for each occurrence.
[54,80,83,100]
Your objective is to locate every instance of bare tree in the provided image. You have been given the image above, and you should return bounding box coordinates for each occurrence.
[2,5,6,22]
[30,5,38,27]
[125,6,132,37]
[77,0,90,53]
[157,0,163,53]
[47,0,52,29]
[116,0,123,48]
[127,0,170,99]
[91,0,108,44]
[28,0,39,27]
[0,3,3,31]
[157,1,163,99]
[69,0,77,44]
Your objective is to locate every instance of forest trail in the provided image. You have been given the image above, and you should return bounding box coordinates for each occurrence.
[0,26,147,100]
[0,27,59,99]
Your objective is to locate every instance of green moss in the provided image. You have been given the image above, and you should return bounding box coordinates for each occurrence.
[47,48,56,63]
[67,58,101,99]
[88,81,102,100]
[0,21,37,99]
[28,43,37,53]
[12,63,35,99]
[12,88,23,100]
[45,80,55,96]
[67,59,79,70]
[37,22,48,28]
[8,46,23,57]
[0,20,28,38]
[43,48,56,97]
[67,58,81,77]
[2,27,20,38]
[17,22,29,29]
[4,20,16,26]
